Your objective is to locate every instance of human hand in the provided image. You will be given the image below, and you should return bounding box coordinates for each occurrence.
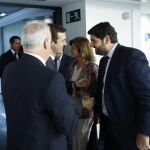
[136,133,150,150]
[76,79,90,88]
[82,96,94,110]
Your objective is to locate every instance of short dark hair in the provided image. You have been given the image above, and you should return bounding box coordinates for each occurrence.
[49,24,66,43]
[88,22,118,43]
[9,36,21,44]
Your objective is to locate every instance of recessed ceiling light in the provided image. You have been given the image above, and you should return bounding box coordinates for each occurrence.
[44,18,53,24]
[0,13,7,17]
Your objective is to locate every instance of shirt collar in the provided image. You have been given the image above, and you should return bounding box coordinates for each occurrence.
[24,52,46,66]
[50,54,55,61]
[50,54,63,61]
[58,54,63,61]
[107,43,118,58]
[10,49,16,55]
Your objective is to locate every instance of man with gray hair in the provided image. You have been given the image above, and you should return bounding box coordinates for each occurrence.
[1,20,78,150]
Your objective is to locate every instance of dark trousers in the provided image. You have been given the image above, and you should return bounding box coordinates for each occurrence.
[101,114,122,150]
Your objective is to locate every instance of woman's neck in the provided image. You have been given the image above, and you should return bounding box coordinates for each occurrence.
[76,57,85,69]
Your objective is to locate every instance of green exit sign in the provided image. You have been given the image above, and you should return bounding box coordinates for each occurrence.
[66,9,81,24]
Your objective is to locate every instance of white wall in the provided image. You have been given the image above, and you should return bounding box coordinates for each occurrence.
[141,14,150,62]
[85,0,141,64]
[85,0,141,48]
[62,0,142,62]
[132,8,141,49]
[141,4,150,15]
[62,0,86,55]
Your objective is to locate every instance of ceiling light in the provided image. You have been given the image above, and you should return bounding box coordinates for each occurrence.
[0,13,7,17]
[44,18,53,24]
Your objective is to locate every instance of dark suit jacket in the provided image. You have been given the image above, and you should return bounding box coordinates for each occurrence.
[98,44,150,150]
[0,49,22,77]
[1,54,78,150]
[46,55,82,116]
[46,57,55,71]
[46,54,73,78]
[58,54,73,79]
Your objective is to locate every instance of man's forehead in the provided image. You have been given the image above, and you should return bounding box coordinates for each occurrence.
[57,32,66,39]
[90,35,98,40]
[12,39,21,43]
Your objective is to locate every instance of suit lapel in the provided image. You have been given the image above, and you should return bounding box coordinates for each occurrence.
[104,44,122,89]
[8,49,17,60]
[18,52,23,59]
[46,57,55,71]
[8,49,23,60]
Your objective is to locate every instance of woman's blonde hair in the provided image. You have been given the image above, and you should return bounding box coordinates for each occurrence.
[69,37,95,61]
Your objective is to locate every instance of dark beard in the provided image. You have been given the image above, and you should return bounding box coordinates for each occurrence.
[95,48,105,56]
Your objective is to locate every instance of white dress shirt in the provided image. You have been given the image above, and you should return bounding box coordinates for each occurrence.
[50,54,63,71]
[10,49,19,60]
[56,54,63,72]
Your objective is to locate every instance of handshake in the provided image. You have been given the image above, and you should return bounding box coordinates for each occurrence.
[76,79,94,111]
[82,96,94,111]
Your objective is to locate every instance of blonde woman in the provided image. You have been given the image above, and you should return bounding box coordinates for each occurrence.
[66,37,98,150]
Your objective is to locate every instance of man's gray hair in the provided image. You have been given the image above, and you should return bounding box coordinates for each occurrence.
[22,20,51,51]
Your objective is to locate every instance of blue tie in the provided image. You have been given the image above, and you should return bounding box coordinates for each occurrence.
[54,57,58,71]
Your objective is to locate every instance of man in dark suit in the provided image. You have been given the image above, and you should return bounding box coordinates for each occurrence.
[0,36,22,78]
[1,20,79,150]
[46,24,73,78]
[88,22,150,150]
[46,24,90,150]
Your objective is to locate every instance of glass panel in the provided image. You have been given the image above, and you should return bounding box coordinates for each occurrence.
[0,94,6,150]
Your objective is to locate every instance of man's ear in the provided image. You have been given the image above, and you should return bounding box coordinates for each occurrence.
[104,35,111,44]
[44,39,50,50]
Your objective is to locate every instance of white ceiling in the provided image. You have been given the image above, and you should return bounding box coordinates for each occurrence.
[0,0,81,7]
[0,0,150,7]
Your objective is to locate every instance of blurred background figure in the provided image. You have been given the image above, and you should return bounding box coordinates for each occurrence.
[0,36,22,78]
[66,37,98,150]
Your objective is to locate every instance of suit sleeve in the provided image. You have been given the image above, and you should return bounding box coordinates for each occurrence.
[127,50,150,136]
[45,73,78,136]
[69,95,83,116]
